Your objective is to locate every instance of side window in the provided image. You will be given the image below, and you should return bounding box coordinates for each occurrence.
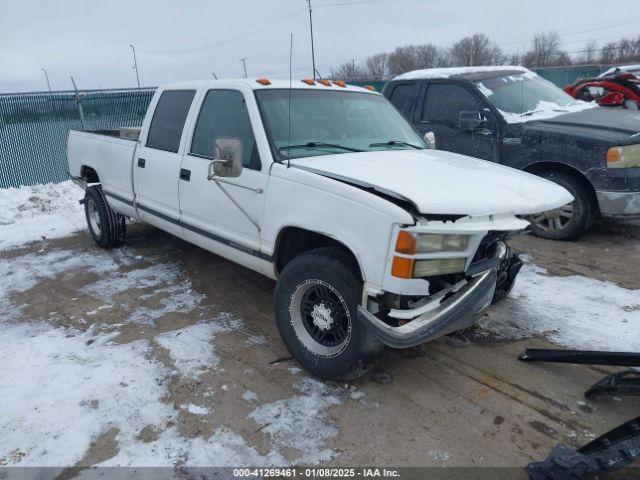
[388,83,418,117]
[421,84,483,128]
[190,90,260,169]
[146,90,196,152]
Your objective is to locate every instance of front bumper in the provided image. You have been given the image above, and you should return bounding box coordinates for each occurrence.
[596,190,640,216]
[358,268,497,349]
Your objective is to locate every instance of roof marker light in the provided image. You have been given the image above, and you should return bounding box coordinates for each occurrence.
[301,79,316,85]
[318,79,332,86]
[256,78,271,85]
[334,80,347,87]
[363,85,376,91]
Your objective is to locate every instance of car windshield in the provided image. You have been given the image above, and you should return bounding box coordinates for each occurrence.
[255,89,427,160]
[475,72,577,115]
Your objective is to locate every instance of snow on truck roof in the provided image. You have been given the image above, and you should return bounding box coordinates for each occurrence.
[392,66,532,81]
[160,78,380,93]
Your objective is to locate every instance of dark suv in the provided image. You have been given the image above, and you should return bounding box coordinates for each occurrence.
[383,67,640,240]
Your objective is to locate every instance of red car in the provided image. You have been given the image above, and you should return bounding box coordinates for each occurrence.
[565,65,640,110]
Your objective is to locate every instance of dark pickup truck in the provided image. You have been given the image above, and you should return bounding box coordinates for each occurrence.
[383,66,640,240]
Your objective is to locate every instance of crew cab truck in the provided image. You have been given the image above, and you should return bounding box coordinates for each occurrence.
[383,66,640,240]
[67,78,571,380]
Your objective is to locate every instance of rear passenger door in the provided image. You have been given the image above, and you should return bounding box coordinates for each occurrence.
[135,89,196,236]
[416,82,497,161]
[386,82,419,119]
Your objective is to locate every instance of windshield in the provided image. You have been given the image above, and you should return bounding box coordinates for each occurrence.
[475,72,577,115]
[255,89,426,160]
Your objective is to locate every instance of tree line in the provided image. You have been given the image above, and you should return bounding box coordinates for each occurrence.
[329,32,640,81]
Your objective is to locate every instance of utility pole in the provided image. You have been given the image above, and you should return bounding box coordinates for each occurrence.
[130,44,141,88]
[41,68,52,92]
[307,0,317,79]
[70,76,86,130]
[240,58,248,78]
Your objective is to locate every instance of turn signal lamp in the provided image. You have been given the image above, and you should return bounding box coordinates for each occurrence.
[391,257,414,279]
[395,231,416,254]
[256,78,271,85]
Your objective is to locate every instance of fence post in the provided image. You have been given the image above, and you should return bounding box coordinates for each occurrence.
[70,76,86,130]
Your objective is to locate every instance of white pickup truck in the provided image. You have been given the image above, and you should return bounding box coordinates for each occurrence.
[67,78,572,380]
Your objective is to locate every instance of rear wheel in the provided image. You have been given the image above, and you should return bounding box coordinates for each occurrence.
[84,186,126,248]
[528,171,594,241]
[274,247,384,380]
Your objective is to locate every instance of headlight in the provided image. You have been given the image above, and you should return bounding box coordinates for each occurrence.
[395,231,470,254]
[413,258,466,277]
[607,145,640,169]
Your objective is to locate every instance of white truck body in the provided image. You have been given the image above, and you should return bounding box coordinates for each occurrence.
[67,78,571,378]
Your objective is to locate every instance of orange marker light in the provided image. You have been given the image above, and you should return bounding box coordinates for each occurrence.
[256,78,271,85]
[334,80,346,87]
[318,79,332,86]
[606,147,621,164]
[391,257,414,279]
[395,231,416,254]
[363,85,376,91]
[301,79,316,85]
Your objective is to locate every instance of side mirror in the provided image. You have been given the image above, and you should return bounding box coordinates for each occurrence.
[424,131,436,149]
[459,111,483,131]
[208,137,243,179]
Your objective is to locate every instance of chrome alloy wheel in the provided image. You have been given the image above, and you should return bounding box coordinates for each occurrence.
[530,203,575,232]
[87,197,102,236]
[289,279,352,358]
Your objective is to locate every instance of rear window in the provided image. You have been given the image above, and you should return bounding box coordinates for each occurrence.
[388,83,418,117]
[146,90,196,152]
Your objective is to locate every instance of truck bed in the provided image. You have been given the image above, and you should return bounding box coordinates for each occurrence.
[67,129,138,216]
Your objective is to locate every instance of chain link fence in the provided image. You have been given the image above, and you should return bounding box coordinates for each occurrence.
[0,88,155,188]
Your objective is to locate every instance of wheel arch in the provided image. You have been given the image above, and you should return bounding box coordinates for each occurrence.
[80,165,100,183]
[523,161,599,215]
[273,226,363,281]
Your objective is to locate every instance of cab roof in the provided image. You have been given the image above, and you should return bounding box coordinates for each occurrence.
[392,66,532,82]
[160,78,380,93]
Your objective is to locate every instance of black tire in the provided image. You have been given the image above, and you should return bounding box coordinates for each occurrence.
[491,245,523,304]
[84,186,126,249]
[274,247,384,381]
[528,171,595,241]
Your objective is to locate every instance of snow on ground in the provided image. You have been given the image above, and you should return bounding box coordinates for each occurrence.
[480,263,640,352]
[0,181,85,251]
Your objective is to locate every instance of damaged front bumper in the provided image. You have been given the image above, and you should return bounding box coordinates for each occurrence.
[358,268,497,349]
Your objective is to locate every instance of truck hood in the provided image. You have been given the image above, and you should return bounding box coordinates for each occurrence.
[525,107,640,145]
[290,149,573,216]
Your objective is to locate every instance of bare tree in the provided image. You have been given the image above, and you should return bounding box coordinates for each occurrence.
[329,59,366,81]
[523,31,566,67]
[449,34,505,66]
[387,44,442,75]
[365,53,388,80]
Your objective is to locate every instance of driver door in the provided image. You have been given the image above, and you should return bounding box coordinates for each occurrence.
[416,82,498,162]
[179,88,267,256]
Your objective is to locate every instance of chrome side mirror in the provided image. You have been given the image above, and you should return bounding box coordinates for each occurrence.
[424,131,436,149]
[208,137,243,179]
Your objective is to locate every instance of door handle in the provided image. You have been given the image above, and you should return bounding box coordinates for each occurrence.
[137,158,146,168]
[180,168,191,181]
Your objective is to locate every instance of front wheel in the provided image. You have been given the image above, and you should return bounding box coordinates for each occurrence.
[274,247,384,380]
[528,171,595,241]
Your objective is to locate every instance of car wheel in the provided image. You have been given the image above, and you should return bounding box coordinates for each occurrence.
[274,247,384,380]
[624,99,639,110]
[84,186,126,248]
[528,171,594,241]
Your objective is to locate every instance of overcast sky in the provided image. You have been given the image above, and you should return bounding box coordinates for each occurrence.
[1,0,638,93]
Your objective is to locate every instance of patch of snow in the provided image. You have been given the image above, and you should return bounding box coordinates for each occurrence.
[244,334,268,347]
[476,82,494,98]
[0,181,85,251]
[155,320,237,379]
[0,323,174,466]
[393,65,529,81]
[242,390,260,404]
[598,64,640,78]
[479,263,640,351]
[181,404,210,415]
[499,99,597,123]
[248,377,342,464]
